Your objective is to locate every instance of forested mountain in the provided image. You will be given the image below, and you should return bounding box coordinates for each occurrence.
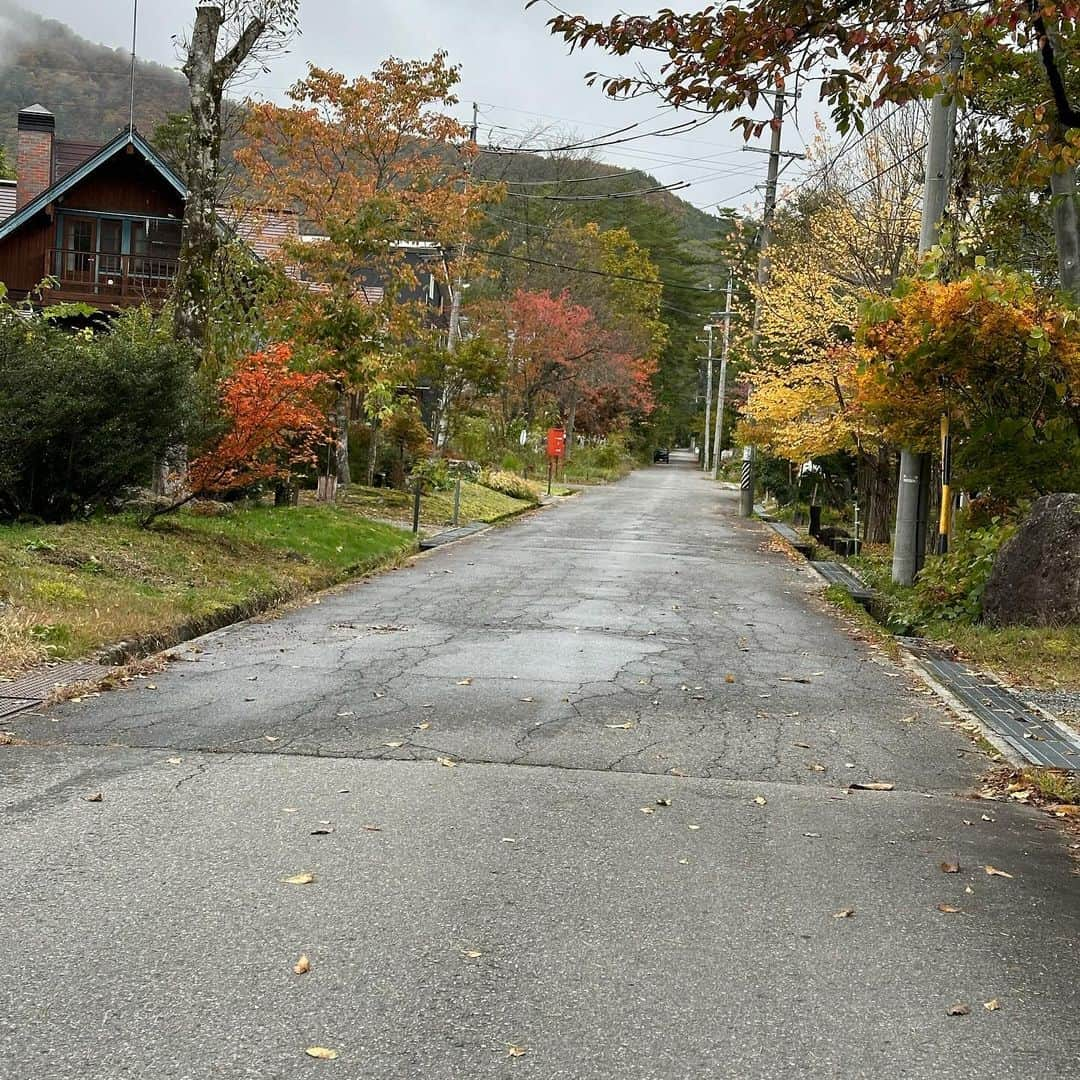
[0,1,188,151]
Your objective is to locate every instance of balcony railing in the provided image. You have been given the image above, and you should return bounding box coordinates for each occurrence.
[45,249,180,301]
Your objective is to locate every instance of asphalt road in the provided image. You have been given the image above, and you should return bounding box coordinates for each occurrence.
[2,453,1078,1079]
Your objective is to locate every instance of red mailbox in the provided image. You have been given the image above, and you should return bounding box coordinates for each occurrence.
[547,427,566,459]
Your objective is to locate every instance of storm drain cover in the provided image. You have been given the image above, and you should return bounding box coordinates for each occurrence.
[900,638,1080,771]
[0,661,112,718]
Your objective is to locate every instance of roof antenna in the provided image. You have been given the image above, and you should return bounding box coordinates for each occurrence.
[128,0,139,132]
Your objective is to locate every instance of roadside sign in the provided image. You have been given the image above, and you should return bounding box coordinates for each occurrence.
[547,427,566,459]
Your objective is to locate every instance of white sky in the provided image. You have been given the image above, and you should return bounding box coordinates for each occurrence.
[23,0,819,213]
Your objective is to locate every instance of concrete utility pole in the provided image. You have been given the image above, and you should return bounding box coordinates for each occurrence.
[702,323,714,472]
[892,43,961,585]
[711,272,735,480]
[742,88,787,517]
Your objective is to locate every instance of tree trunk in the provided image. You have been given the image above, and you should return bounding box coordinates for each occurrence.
[334,386,351,486]
[1050,157,1080,302]
[366,417,379,487]
[859,447,895,545]
[564,387,578,461]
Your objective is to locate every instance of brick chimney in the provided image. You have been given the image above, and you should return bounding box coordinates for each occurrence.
[17,104,55,209]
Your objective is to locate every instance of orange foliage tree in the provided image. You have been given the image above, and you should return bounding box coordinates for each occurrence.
[147,344,329,522]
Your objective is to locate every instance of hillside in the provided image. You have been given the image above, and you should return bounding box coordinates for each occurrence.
[0,1,188,151]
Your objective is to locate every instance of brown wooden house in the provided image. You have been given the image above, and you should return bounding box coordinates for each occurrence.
[0,105,188,306]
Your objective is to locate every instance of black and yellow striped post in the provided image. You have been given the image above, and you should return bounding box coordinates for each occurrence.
[936,413,952,555]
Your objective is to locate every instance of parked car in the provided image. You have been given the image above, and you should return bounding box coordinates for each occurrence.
[653,447,670,463]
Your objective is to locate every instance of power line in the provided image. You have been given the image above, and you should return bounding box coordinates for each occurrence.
[504,181,690,201]
[471,245,716,294]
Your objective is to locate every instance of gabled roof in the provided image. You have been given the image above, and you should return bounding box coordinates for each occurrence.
[0,127,186,243]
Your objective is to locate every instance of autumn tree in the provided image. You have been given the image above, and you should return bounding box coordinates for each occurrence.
[175,1,300,352]
[147,343,329,520]
[238,54,496,484]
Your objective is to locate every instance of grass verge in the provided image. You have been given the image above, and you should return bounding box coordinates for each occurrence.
[0,506,414,680]
[321,480,534,528]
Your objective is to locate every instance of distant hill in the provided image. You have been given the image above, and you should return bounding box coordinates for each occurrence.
[0,1,188,151]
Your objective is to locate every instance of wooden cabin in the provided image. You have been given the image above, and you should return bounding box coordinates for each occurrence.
[0,105,187,307]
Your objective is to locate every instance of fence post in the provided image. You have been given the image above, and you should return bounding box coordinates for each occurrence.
[412,479,422,535]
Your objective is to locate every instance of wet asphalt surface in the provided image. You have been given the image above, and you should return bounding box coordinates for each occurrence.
[2,453,1078,1079]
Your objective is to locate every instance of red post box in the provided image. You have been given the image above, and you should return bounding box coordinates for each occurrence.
[547,427,566,459]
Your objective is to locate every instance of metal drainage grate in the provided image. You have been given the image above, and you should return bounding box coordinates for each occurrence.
[0,660,112,719]
[810,560,875,601]
[418,523,488,550]
[900,638,1080,770]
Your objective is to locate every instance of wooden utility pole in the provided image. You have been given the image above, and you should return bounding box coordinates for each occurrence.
[892,41,961,584]
[702,322,714,472]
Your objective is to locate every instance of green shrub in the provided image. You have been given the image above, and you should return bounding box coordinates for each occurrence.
[0,307,193,520]
[480,469,541,503]
[409,456,452,492]
[896,519,1015,627]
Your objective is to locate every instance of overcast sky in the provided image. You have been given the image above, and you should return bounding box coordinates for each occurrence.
[23,0,817,213]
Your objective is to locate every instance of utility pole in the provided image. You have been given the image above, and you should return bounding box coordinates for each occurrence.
[711,271,735,480]
[702,323,714,472]
[892,43,961,583]
[742,87,787,517]
[438,102,478,449]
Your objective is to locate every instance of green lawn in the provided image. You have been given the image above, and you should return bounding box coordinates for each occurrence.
[326,479,534,527]
[0,507,414,680]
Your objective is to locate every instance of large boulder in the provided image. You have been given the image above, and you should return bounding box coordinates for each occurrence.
[982,493,1080,626]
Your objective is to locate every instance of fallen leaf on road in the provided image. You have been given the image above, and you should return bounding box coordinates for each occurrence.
[373,691,385,699]
[687,824,701,831]
[940,862,961,874]
[946,1004,970,1016]
[669,768,689,777]
[507,1046,527,1058]
[283,807,299,814]
[84,792,103,803]
[792,742,812,749]
[849,782,895,791]
[778,676,810,684]
[519,697,534,703]
[293,954,310,975]
[166,757,183,765]
[462,950,483,959]
[263,736,279,743]
[310,826,334,836]
[808,763,827,773]
[283,873,315,885]
[753,796,767,806]
[936,904,961,914]
[436,757,456,768]
[984,865,1014,878]
[305,1047,338,1060]
[416,722,431,731]
[456,678,473,686]
[833,908,856,919]
[362,824,381,832]
[984,998,1002,1012]
[803,832,821,838]
[656,798,672,807]
[501,837,516,843]
[639,806,656,815]
[384,741,404,748]
[724,674,736,684]
[897,714,916,723]
[605,722,634,730]
[1008,789,1033,802]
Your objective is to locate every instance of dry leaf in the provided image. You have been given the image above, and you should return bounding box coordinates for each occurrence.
[436,757,456,768]
[283,807,299,814]
[605,722,635,730]
[519,697,534,703]
[669,768,689,777]
[1008,789,1033,802]
[384,741,404,748]
[310,826,334,836]
[792,742,812,749]
[84,792,104,803]
[940,862,961,874]
[803,832,821,838]
[305,1047,338,1060]
[946,1003,970,1016]
[983,998,1001,1012]
[294,954,311,975]
[808,763,827,773]
[362,824,381,832]
[984,865,1014,879]
[463,949,483,959]
[416,722,431,731]
[639,806,656,815]
[687,824,701,831]
[656,798,672,807]
[753,796,767,806]
[283,872,315,885]
[456,678,473,686]
[263,735,279,743]
[849,781,895,791]
[724,674,735,683]
[936,904,961,914]
[507,1046,527,1058]
[833,908,856,919]
[166,757,183,765]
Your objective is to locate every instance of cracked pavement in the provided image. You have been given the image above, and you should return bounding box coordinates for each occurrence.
[2,454,1078,1078]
